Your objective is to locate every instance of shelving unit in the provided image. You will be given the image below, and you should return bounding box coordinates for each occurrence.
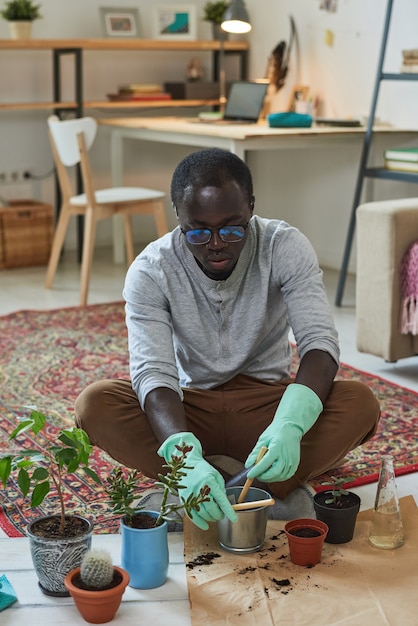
[0,38,249,259]
[0,38,249,114]
[335,0,418,306]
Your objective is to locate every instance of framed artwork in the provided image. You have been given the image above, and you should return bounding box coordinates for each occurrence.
[153,5,197,41]
[99,7,140,38]
[287,85,309,111]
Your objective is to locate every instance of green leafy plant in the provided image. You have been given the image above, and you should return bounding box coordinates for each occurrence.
[106,443,211,528]
[202,1,230,24]
[320,475,355,506]
[0,410,101,533]
[0,0,42,21]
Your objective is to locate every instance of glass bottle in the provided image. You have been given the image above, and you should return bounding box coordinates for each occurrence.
[368,455,405,549]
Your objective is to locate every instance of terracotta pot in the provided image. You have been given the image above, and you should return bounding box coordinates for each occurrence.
[313,491,361,544]
[284,518,328,566]
[26,515,93,597]
[65,566,130,623]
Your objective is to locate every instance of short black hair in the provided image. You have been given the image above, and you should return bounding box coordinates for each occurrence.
[170,148,254,208]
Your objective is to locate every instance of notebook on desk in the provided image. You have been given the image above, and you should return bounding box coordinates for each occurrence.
[195,80,268,124]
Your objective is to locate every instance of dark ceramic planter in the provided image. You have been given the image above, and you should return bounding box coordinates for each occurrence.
[27,514,93,596]
[313,491,361,544]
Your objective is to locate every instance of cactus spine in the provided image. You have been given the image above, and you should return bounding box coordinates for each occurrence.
[80,549,114,589]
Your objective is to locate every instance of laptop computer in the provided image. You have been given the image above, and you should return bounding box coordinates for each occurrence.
[196,80,268,124]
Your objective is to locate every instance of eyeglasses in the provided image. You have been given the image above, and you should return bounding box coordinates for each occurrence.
[181,223,249,245]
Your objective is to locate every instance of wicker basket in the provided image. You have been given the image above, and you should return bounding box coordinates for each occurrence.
[0,200,53,269]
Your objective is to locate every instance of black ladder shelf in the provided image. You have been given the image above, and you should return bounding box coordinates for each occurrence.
[335,0,418,306]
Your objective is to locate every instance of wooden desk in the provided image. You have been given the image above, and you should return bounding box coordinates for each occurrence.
[98,116,415,262]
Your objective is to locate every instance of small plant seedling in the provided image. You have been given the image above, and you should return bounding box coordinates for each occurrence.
[0,410,101,534]
[106,443,211,527]
[321,475,355,506]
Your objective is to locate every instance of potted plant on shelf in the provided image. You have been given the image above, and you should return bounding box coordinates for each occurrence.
[106,443,210,589]
[0,0,42,39]
[202,1,230,40]
[65,548,130,624]
[313,475,361,544]
[0,409,101,596]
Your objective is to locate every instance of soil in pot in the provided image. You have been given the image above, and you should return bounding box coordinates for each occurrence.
[129,512,159,529]
[30,515,90,538]
[288,527,321,539]
[313,491,361,544]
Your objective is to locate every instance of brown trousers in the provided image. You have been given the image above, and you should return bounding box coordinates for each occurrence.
[75,375,380,499]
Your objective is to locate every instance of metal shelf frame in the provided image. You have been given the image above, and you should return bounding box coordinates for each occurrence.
[335,0,418,306]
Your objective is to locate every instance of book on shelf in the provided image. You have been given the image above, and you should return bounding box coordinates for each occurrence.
[402,48,418,61]
[118,83,164,93]
[383,147,418,162]
[400,63,418,73]
[384,159,418,173]
[107,92,172,102]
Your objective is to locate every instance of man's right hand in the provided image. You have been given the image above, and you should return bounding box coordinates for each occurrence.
[158,432,237,530]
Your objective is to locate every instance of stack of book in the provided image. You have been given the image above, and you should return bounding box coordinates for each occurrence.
[107,83,172,102]
[384,147,418,173]
[400,48,418,74]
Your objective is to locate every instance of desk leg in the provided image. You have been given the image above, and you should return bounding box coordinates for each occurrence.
[111,130,126,265]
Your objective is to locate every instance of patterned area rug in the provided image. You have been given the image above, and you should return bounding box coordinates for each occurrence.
[0,302,417,537]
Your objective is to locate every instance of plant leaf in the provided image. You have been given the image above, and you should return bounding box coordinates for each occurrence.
[0,456,12,486]
[31,481,50,507]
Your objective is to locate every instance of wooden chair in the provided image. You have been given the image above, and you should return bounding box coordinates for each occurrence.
[45,115,168,306]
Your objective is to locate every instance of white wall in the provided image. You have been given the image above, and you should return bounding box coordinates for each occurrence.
[0,0,417,272]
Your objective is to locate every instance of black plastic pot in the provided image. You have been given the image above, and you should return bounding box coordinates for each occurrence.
[313,491,361,544]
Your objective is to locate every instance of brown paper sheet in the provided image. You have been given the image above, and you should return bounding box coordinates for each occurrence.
[184,496,418,625]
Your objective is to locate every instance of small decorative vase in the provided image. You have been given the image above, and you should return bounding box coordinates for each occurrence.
[284,518,328,566]
[9,21,32,39]
[65,566,130,624]
[27,515,93,597]
[368,455,404,549]
[313,491,361,544]
[120,512,169,589]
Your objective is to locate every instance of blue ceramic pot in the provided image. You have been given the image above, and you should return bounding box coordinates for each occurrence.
[120,511,168,589]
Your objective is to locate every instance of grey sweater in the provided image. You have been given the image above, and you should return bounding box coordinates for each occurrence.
[123,216,339,409]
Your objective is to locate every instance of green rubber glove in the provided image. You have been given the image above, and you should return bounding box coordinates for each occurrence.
[245,384,323,483]
[158,432,238,530]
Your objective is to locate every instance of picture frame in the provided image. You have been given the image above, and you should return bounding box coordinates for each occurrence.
[287,85,309,111]
[153,5,197,41]
[99,7,140,38]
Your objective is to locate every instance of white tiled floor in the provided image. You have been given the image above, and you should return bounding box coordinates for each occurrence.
[1,248,417,623]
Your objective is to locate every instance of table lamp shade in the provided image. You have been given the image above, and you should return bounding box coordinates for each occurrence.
[221,0,252,33]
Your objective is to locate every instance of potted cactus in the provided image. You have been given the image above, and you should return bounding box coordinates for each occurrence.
[313,475,361,544]
[65,548,130,624]
[106,443,210,589]
[0,410,101,596]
